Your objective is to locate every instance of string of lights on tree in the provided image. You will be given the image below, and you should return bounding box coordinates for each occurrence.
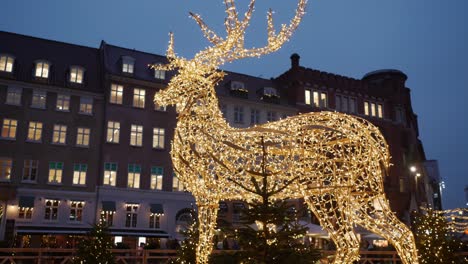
[421,207,468,233]
[151,0,419,263]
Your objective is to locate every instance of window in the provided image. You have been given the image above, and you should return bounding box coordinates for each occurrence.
[263,87,279,97]
[149,214,161,229]
[110,84,123,104]
[0,55,14,72]
[250,109,260,125]
[266,111,277,122]
[69,66,84,84]
[73,164,87,185]
[230,81,245,91]
[173,173,184,192]
[35,61,50,78]
[44,199,59,221]
[151,167,163,190]
[154,102,166,111]
[106,121,120,143]
[104,163,117,186]
[153,128,165,149]
[127,164,141,189]
[395,107,406,124]
[133,88,145,108]
[48,162,63,184]
[125,203,139,227]
[313,91,327,108]
[6,87,22,105]
[335,95,357,114]
[31,90,47,109]
[233,203,245,222]
[130,125,143,147]
[0,158,12,181]
[56,94,70,111]
[399,178,406,193]
[52,124,67,144]
[101,211,114,226]
[233,106,244,124]
[1,118,17,139]
[305,90,311,105]
[19,207,33,219]
[23,160,39,182]
[27,122,42,142]
[364,101,384,118]
[122,56,135,74]
[76,128,90,147]
[69,201,84,222]
[154,68,165,80]
[79,97,93,114]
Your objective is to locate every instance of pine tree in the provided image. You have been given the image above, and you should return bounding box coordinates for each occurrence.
[73,223,115,264]
[413,208,462,264]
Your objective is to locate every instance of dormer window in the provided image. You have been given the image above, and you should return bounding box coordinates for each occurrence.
[153,65,165,80]
[0,54,14,73]
[230,81,247,92]
[263,87,279,98]
[35,60,50,78]
[70,66,84,84]
[122,56,135,74]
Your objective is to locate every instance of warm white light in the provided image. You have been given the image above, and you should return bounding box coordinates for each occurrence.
[410,166,417,172]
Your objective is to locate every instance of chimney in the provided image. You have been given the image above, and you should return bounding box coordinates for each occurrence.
[290,53,300,69]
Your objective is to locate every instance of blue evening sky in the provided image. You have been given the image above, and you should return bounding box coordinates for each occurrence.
[1,0,467,209]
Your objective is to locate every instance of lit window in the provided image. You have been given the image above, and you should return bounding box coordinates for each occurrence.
[312,91,327,108]
[133,88,145,108]
[56,94,70,111]
[31,90,47,109]
[233,106,244,123]
[125,203,139,227]
[48,162,63,184]
[70,66,84,84]
[0,158,12,181]
[6,87,22,105]
[130,125,143,147]
[103,162,117,186]
[73,164,87,185]
[76,127,90,147]
[106,121,120,143]
[364,101,384,119]
[266,111,277,122]
[122,56,135,74]
[172,173,184,192]
[1,118,17,139]
[153,128,165,149]
[35,61,50,78]
[110,84,123,104]
[23,160,38,182]
[0,55,14,72]
[19,207,33,219]
[79,97,93,114]
[27,121,42,142]
[250,109,260,125]
[44,199,59,221]
[127,164,141,188]
[151,167,164,190]
[52,124,67,144]
[69,201,84,222]
[305,90,311,105]
[154,68,165,80]
[149,214,161,229]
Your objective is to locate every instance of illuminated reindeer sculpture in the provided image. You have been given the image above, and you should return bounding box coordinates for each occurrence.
[152,1,419,263]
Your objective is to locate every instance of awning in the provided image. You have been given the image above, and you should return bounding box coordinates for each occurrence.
[16,226,90,235]
[102,201,116,211]
[19,196,35,208]
[150,204,164,214]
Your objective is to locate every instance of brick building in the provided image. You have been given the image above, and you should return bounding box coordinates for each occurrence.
[0,31,436,247]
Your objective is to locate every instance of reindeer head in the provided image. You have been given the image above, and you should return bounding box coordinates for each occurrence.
[152,0,307,112]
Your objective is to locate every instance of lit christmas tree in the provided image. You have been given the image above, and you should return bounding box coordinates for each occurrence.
[73,223,115,264]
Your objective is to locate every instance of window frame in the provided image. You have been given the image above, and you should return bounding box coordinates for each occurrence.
[1,118,18,140]
[266,111,277,122]
[44,199,60,221]
[48,161,63,184]
[0,158,12,182]
[125,203,139,228]
[73,164,87,186]
[152,127,165,149]
[364,101,384,119]
[250,108,260,125]
[5,86,22,106]
[79,97,93,115]
[56,94,70,112]
[69,201,84,222]
[34,60,50,79]
[130,125,143,147]
[0,54,15,73]
[52,124,67,145]
[122,56,135,74]
[233,105,244,124]
[149,214,161,229]
[110,84,124,104]
[23,160,39,182]
[150,167,164,190]
[127,164,141,189]
[27,121,43,142]
[31,90,47,109]
[76,127,91,147]
[103,162,117,186]
[133,88,146,108]
[69,66,85,84]
[106,121,120,144]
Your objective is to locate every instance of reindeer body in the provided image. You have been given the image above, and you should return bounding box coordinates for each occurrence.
[152,1,419,263]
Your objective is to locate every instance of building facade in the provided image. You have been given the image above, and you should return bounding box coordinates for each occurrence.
[0,31,435,247]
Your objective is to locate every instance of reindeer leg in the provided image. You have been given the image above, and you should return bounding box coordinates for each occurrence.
[196,203,219,264]
[354,194,419,264]
[305,194,361,264]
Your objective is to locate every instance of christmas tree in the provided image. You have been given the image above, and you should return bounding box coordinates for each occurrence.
[73,223,115,264]
[413,208,463,264]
